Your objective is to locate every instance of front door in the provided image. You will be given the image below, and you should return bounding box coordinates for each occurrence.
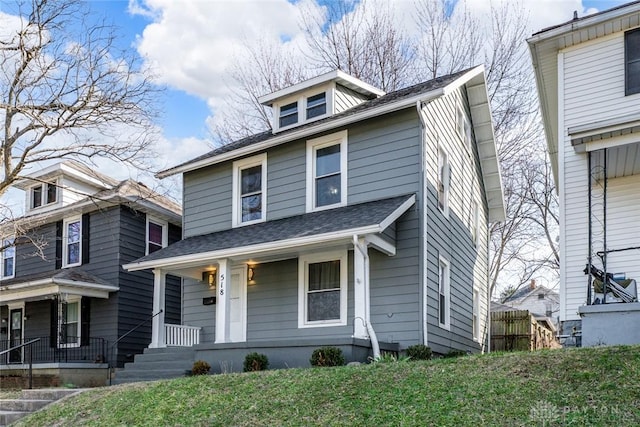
[9,308,23,363]
[229,267,247,342]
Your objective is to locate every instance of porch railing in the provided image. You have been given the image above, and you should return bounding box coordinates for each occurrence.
[0,336,107,365]
[165,324,201,347]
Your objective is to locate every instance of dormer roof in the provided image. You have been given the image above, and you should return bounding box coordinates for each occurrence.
[13,160,119,191]
[258,70,385,106]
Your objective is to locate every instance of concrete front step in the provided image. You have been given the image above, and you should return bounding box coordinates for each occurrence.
[0,388,83,427]
[113,347,196,384]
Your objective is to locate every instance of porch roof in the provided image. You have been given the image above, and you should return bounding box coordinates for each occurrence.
[124,194,416,272]
[0,268,118,304]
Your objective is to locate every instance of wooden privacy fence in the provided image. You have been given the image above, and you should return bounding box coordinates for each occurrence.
[491,310,557,351]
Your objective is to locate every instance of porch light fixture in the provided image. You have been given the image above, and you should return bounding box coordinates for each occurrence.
[202,270,217,289]
[248,266,255,282]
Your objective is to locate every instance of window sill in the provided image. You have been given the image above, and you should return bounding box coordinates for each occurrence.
[299,320,346,329]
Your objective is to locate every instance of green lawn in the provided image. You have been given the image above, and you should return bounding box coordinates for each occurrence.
[13,345,640,426]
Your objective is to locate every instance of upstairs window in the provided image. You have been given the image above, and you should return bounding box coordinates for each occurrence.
[30,182,57,209]
[471,200,479,246]
[438,256,450,330]
[1,238,15,279]
[457,106,472,151]
[306,92,327,119]
[279,101,298,128]
[146,216,168,254]
[232,154,267,227]
[306,131,347,212]
[437,147,450,216]
[63,216,81,267]
[626,28,640,95]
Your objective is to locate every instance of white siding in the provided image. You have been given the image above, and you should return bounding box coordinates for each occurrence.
[561,31,640,320]
[563,33,640,129]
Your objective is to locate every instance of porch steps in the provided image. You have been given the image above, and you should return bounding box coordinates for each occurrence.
[0,388,81,426]
[113,347,196,385]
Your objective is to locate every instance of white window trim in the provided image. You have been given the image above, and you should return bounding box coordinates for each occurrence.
[437,146,450,218]
[232,153,267,227]
[306,130,348,213]
[28,180,59,211]
[298,250,348,328]
[62,215,82,268]
[438,256,451,330]
[472,287,480,342]
[146,215,169,255]
[273,84,334,132]
[1,237,15,279]
[457,106,472,152]
[58,296,81,349]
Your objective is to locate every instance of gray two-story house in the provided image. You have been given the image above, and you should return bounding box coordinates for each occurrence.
[122,66,504,377]
[0,161,181,386]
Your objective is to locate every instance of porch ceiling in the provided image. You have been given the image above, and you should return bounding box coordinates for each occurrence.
[0,269,118,304]
[124,194,416,275]
[587,141,640,179]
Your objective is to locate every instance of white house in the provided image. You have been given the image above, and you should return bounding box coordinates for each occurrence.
[528,1,640,346]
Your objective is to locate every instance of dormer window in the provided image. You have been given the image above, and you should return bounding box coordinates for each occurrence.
[279,102,298,128]
[30,182,57,209]
[306,93,327,119]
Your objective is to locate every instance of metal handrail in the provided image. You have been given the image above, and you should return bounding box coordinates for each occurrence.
[0,338,41,389]
[108,309,163,385]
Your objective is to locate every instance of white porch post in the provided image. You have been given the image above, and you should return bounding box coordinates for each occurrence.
[150,269,166,348]
[215,258,232,344]
[353,237,370,339]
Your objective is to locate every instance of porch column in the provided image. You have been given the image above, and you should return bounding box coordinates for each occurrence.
[353,237,370,339]
[150,269,166,348]
[215,258,232,344]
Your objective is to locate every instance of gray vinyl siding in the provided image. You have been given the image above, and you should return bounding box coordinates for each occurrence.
[423,89,489,355]
[348,109,421,203]
[335,84,369,113]
[183,163,232,237]
[182,277,217,343]
[15,223,57,276]
[23,300,51,339]
[267,142,306,220]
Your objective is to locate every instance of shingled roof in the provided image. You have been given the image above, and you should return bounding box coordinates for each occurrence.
[158,67,476,178]
[125,194,415,269]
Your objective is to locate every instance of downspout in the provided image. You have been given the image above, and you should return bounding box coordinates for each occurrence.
[353,235,380,360]
[416,100,429,346]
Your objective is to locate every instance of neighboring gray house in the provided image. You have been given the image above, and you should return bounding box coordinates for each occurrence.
[121,66,504,379]
[529,1,640,347]
[0,161,181,386]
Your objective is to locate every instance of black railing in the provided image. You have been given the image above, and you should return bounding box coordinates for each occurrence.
[0,336,107,365]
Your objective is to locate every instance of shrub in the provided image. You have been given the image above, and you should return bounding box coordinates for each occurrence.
[406,344,432,361]
[310,346,345,367]
[191,360,211,375]
[443,349,467,358]
[243,352,269,372]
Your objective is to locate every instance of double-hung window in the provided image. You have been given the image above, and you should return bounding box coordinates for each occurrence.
[438,256,450,330]
[437,146,450,215]
[146,216,168,254]
[626,28,640,95]
[59,298,80,347]
[306,131,347,212]
[232,154,267,227]
[471,200,479,246]
[298,251,347,327]
[306,93,327,119]
[1,237,15,279]
[30,182,57,210]
[279,101,298,128]
[457,107,472,151]
[62,216,81,267]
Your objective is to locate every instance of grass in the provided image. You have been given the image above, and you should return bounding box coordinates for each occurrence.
[12,345,640,426]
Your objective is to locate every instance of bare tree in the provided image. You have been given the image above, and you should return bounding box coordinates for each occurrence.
[0,0,159,198]
[299,0,414,91]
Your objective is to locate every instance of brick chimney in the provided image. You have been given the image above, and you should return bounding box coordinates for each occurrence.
[529,279,536,290]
